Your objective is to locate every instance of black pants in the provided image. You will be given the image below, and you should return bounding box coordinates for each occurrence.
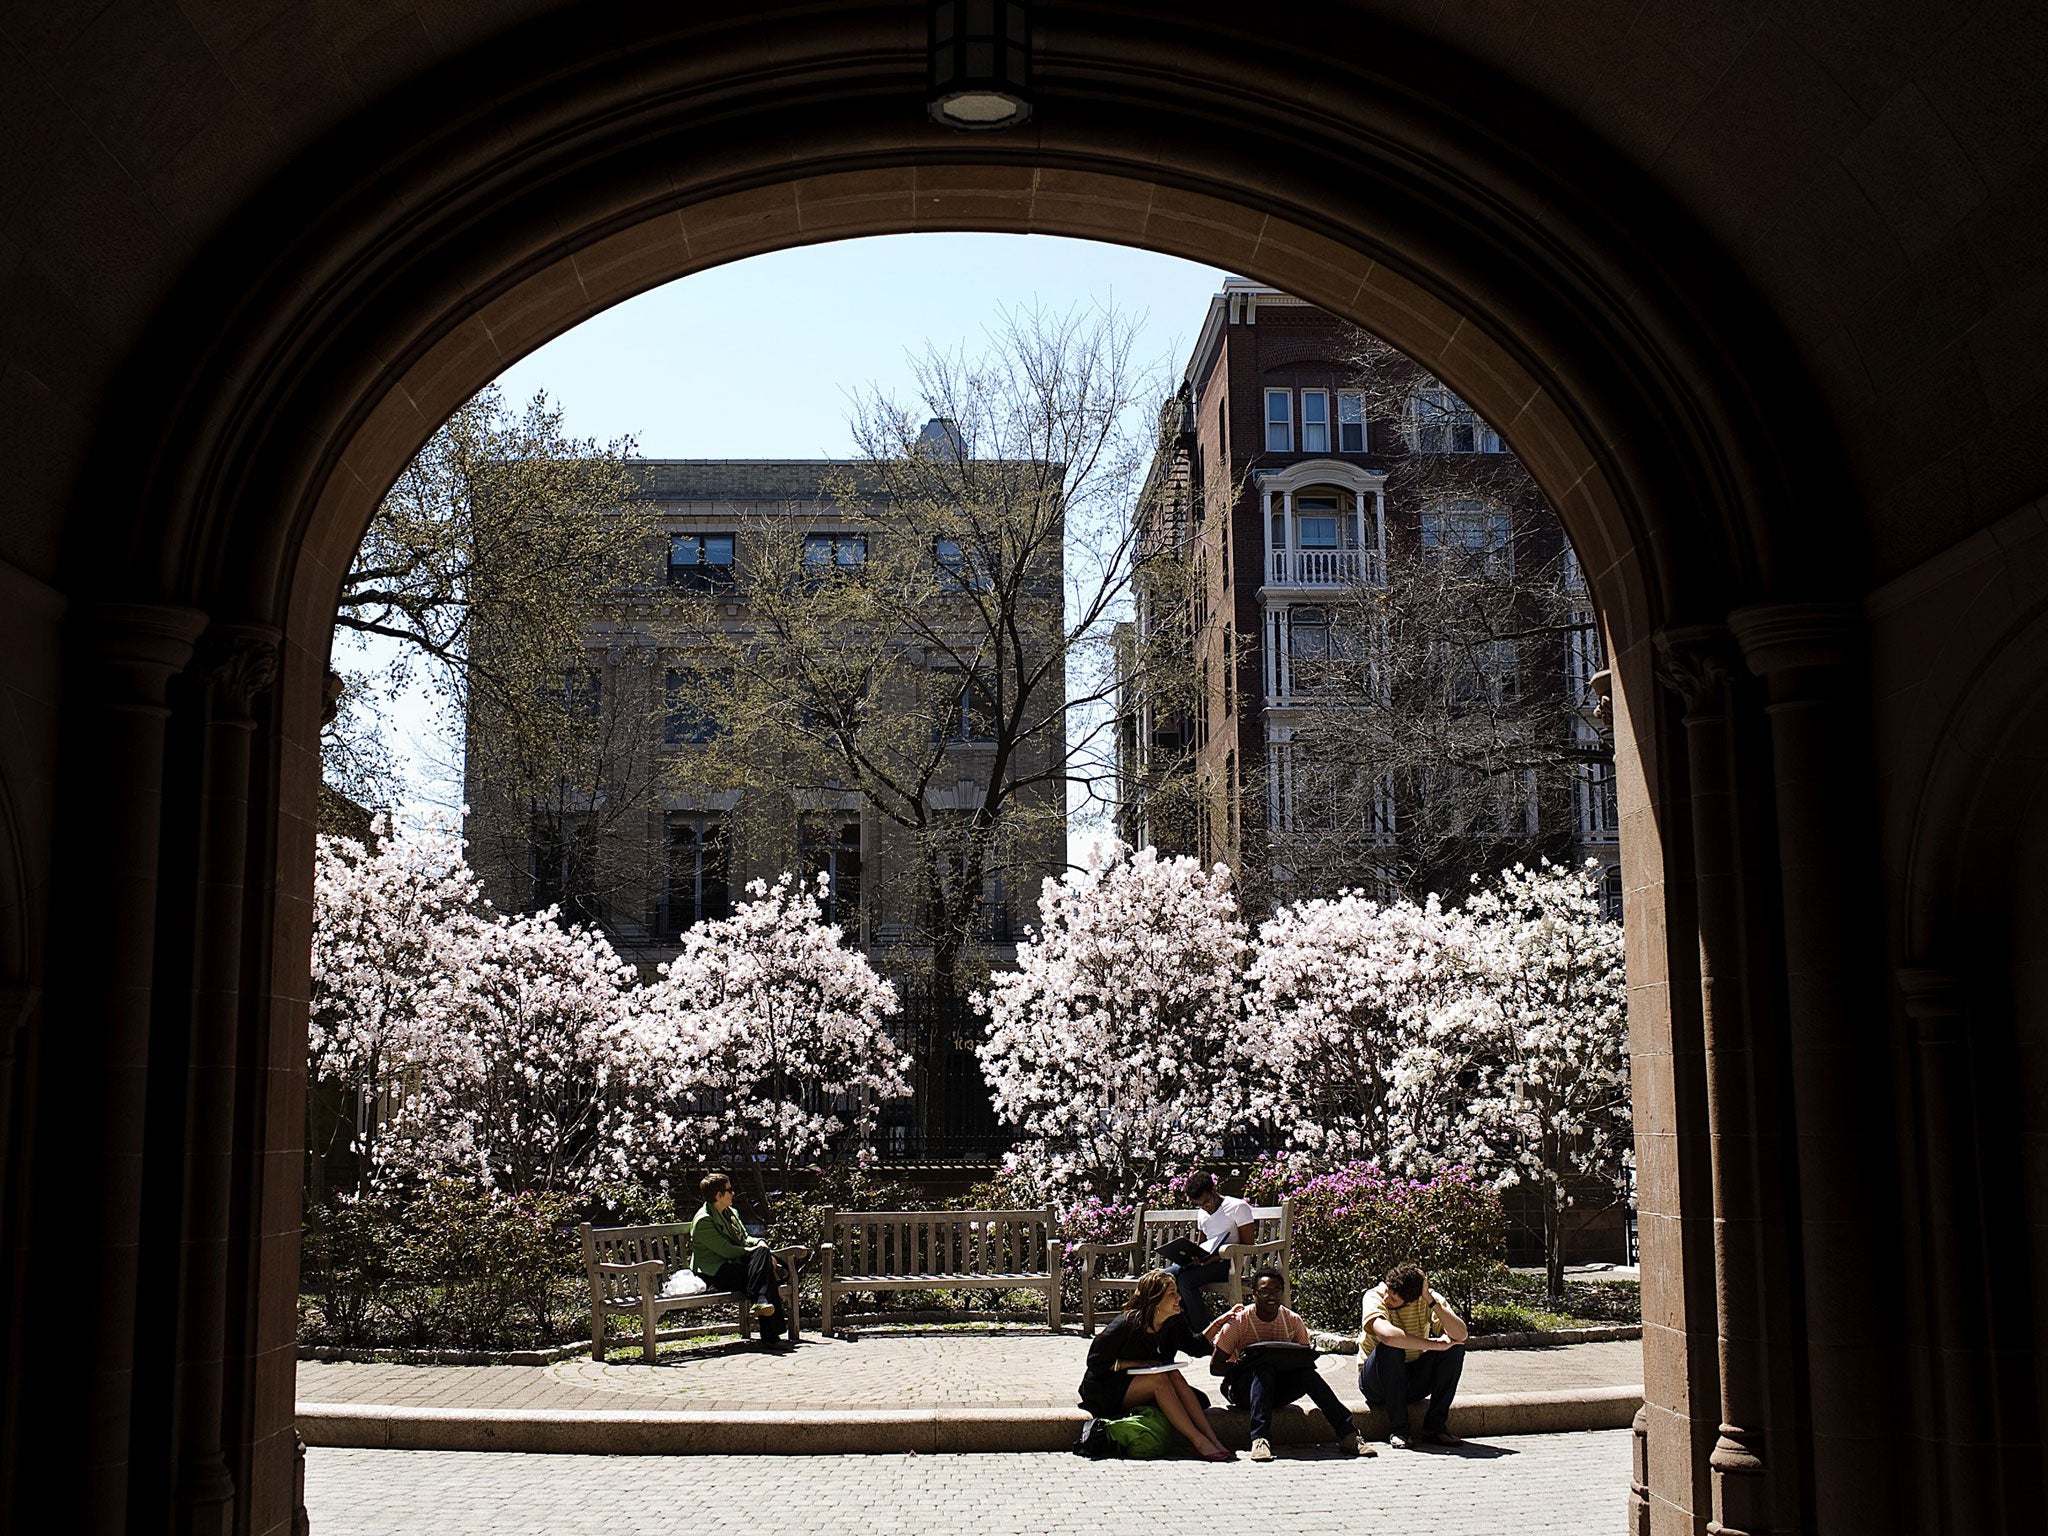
[1167,1257,1231,1327]
[1358,1341,1466,1435]
[1223,1360,1358,1443]
[708,1249,784,1340]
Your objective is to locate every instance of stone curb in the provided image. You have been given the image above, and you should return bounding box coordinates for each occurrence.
[1309,1323,1642,1354]
[295,1386,1643,1456]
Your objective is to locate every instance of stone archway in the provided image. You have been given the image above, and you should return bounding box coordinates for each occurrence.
[14,11,1897,1536]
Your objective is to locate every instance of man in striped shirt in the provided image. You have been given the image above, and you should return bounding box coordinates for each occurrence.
[1358,1260,1470,1448]
[1204,1268,1370,1461]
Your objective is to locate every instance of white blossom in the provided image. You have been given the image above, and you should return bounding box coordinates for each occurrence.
[629,874,911,1178]
[974,844,1253,1196]
[1244,889,1489,1172]
[1447,860,1631,1288]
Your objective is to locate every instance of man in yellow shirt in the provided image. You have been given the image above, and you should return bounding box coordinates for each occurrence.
[1358,1260,1469,1448]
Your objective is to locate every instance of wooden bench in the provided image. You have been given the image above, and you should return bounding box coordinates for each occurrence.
[579,1220,807,1361]
[817,1207,1062,1334]
[1073,1200,1294,1334]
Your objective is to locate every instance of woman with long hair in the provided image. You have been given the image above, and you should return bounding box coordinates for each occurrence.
[1078,1269,1236,1460]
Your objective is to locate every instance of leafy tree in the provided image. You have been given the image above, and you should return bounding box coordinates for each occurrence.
[326,386,655,890]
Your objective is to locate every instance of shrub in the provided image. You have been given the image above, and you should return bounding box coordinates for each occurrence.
[299,1181,582,1351]
[1243,1157,1509,1315]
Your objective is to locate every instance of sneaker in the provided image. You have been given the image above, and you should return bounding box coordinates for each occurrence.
[1338,1431,1376,1458]
[1250,1437,1274,1462]
[1389,1432,1415,1451]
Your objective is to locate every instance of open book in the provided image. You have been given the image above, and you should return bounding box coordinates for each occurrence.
[1125,1363,1183,1376]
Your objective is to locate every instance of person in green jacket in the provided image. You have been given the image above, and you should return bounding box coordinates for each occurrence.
[690,1172,790,1346]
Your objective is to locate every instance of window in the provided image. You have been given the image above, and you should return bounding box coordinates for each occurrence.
[668,531,736,589]
[935,536,991,592]
[556,667,601,722]
[931,811,1007,940]
[1301,390,1330,452]
[664,668,725,745]
[1407,385,1502,453]
[1289,607,1330,662]
[530,817,598,925]
[1435,637,1521,711]
[1421,501,1514,577]
[1264,389,1292,452]
[662,814,730,937]
[937,669,998,744]
[799,813,862,931]
[803,533,867,571]
[1297,511,1340,549]
[1337,391,1366,453]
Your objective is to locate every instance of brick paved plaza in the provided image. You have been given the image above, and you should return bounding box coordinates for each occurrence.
[296,1334,1642,1416]
[306,1432,1632,1534]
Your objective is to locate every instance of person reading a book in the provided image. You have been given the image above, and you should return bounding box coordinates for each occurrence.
[1079,1270,1237,1462]
[689,1172,790,1348]
[1205,1267,1370,1462]
[1358,1260,1469,1448]
[1168,1170,1258,1327]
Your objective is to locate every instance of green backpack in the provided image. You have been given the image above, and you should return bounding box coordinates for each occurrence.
[1101,1406,1180,1459]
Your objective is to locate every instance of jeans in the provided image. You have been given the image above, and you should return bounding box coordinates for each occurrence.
[708,1248,785,1340]
[1167,1257,1231,1326]
[1358,1341,1466,1435]
[1223,1360,1358,1443]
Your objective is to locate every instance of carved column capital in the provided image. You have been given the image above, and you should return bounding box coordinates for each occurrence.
[1728,602,1861,681]
[1654,623,1738,719]
[77,602,208,715]
[1897,966,1968,1042]
[199,625,281,725]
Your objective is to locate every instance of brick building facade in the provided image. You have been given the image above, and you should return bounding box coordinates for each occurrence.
[1122,279,1618,912]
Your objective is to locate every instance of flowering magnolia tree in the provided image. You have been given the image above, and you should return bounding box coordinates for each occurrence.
[1244,890,1491,1168]
[1453,860,1631,1296]
[631,874,910,1196]
[310,821,487,1191]
[394,910,642,1193]
[975,845,1253,1197]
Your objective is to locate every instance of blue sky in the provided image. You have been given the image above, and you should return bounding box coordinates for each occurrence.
[360,234,1233,831]
[494,234,1232,458]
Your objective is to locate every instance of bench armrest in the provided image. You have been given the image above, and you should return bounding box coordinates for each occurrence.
[1068,1239,1138,1257]
[1217,1239,1286,1262]
[593,1260,664,1278]
[769,1245,808,1271]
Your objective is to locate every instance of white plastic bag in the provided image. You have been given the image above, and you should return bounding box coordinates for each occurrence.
[661,1268,710,1298]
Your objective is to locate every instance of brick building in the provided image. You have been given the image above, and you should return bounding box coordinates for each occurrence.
[1121,279,1618,911]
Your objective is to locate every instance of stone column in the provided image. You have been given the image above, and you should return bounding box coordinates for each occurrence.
[36,602,205,1531]
[1629,1404,1653,1536]
[176,626,278,1536]
[1729,602,1898,1532]
[1655,625,1777,1536]
[1894,967,1996,1536]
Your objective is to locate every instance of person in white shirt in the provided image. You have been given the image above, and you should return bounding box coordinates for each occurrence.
[1172,1170,1257,1326]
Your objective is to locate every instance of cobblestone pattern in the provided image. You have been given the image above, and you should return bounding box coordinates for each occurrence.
[306,1433,1632,1534]
[296,1336,1642,1414]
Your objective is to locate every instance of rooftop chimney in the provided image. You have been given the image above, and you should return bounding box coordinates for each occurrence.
[916,417,965,460]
